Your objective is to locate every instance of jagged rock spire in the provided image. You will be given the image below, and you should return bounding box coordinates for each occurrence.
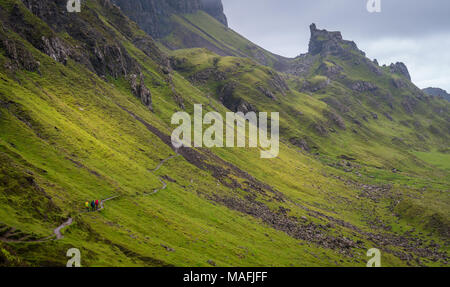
[389,62,411,80]
[308,23,363,57]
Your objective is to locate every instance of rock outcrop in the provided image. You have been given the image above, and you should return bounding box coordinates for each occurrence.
[218,81,257,113]
[40,36,71,65]
[130,74,153,111]
[308,23,364,57]
[351,81,378,92]
[318,61,343,78]
[389,62,411,81]
[0,34,39,72]
[289,138,310,152]
[323,109,346,130]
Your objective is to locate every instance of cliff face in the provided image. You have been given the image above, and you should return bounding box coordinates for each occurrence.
[200,0,227,26]
[111,0,228,38]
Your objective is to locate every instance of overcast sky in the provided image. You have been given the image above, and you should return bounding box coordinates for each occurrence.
[222,0,450,91]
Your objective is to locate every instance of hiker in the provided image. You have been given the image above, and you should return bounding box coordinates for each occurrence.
[85,201,90,212]
[95,199,99,210]
[91,200,96,211]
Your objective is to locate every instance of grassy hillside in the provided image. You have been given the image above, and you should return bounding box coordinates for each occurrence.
[0,0,448,267]
[169,48,449,174]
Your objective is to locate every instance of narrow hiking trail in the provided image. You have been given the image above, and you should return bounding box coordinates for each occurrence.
[145,154,179,195]
[53,218,73,240]
[1,153,179,243]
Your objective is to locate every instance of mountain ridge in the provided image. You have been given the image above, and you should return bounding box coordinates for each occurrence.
[110,0,417,90]
[423,87,450,102]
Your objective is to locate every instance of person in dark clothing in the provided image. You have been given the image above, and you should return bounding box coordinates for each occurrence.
[91,200,96,211]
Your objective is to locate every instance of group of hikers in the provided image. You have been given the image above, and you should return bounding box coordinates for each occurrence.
[85,199,100,212]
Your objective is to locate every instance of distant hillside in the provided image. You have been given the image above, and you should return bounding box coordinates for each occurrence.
[423,87,450,101]
[111,0,290,69]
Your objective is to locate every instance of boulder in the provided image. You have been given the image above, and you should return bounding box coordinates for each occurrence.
[289,138,310,152]
[351,81,378,92]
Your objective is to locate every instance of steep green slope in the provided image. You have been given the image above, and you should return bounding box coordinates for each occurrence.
[1,0,331,267]
[0,0,448,267]
[160,11,289,69]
